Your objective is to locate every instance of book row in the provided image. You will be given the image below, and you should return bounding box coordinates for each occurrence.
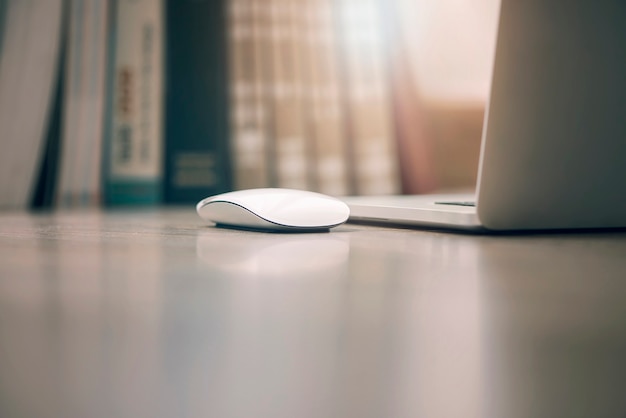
[0,0,407,209]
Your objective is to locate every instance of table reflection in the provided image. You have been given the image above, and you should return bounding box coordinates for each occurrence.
[3,212,624,418]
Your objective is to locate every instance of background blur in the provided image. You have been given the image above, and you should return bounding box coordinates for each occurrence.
[390,0,499,193]
[0,0,500,210]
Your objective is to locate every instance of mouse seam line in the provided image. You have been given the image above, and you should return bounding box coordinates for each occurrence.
[205,201,341,229]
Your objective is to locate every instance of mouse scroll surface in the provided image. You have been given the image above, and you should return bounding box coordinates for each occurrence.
[196,188,350,231]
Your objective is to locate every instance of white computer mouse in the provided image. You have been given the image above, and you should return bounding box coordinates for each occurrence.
[196,188,350,231]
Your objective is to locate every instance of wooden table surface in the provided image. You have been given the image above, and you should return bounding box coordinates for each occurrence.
[1,209,625,418]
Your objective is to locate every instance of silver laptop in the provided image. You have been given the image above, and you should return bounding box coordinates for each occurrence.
[343,0,626,232]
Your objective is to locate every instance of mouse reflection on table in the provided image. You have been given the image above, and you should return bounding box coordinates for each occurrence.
[196,188,350,232]
[196,231,350,277]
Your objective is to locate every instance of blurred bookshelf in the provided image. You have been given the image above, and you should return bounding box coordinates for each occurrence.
[0,0,497,211]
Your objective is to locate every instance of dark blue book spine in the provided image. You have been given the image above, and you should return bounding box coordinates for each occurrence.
[102,0,164,206]
[163,0,232,203]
